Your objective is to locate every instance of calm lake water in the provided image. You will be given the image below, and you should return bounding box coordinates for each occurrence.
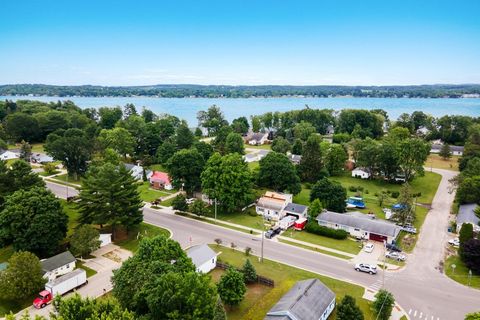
[2,96,480,126]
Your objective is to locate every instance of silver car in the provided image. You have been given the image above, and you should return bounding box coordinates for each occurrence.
[385,251,407,261]
[354,263,377,274]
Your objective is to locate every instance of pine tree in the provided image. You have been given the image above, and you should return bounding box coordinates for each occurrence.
[439,143,452,160]
[242,259,257,284]
[213,298,227,320]
[299,134,324,182]
[19,140,32,161]
[337,295,364,320]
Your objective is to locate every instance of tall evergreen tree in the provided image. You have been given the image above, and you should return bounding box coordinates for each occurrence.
[299,134,324,182]
[19,140,32,161]
[242,259,257,284]
[337,295,364,320]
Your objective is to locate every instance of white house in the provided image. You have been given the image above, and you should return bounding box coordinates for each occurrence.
[456,204,480,233]
[124,163,153,180]
[352,167,371,179]
[316,211,401,243]
[256,191,293,221]
[186,244,217,274]
[288,154,302,165]
[248,132,269,145]
[99,233,112,247]
[41,251,76,282]
[265,278,335,320]
[430,143,464,156]
[0,150,19,161]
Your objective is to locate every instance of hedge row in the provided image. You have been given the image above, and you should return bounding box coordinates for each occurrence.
[304,222,349,240]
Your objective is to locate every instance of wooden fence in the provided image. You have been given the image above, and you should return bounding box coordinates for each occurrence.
[216,261,275,287]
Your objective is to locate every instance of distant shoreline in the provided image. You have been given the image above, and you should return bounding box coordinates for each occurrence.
[2,95,479,99]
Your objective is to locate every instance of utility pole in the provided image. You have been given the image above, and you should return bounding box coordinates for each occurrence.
[382,240,386,288]
[214,198,217,221]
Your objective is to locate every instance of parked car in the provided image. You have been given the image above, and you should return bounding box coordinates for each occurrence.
[265,226,281,239]
[364,243,375,253]
[448,238,460,247]
[402,224,417,234]
[385,251,407,261]
[354,263,377,275]
[386,243,402,252]
[186,198,196,205]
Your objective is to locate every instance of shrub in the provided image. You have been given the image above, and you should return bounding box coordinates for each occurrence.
[214,238,222,246]
[304,182,312,189]
[248,209,258,217]
[391,191,399,198]
[365,189,369,194]
[242,259,257,283]
[172,194,188,211]
[349,186,358,192]
[305,222,348,240]
[245,247,252,256]
[357,186,364,191]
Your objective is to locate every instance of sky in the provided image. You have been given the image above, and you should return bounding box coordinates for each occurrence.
[1,0,480,86]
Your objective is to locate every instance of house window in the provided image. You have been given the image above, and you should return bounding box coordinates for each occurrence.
[354,228,360,231]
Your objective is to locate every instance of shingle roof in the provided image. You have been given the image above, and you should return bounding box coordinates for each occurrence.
[283,203,308,215]
[124,163,136,170]
[186,244,216,268]
[251,132,267,141]
[258,149,270,156]
[431,144,464,152]
[458,204,480,227]
[316,211,401,238]
[41,251,75,272]
[265,279,335,320]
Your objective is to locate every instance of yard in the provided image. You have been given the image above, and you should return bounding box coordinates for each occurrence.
[50,173,82,186]
[205,207,264,230]
[425,154,459,171]
[137,181,176,202]
[445,255,480,289]
[282,229,362,255]
[210,245,374,320]
[247,161,260,171]
[244,143,272,150]
[115,223,170,252]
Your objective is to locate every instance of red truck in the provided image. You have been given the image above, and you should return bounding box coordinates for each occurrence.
[293,217,307,231]
[33,269,87,308]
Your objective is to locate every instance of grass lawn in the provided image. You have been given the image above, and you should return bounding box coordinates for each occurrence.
[282,229,361,255]
[61,200,80,236]
[148,164,167,172]
[115,223,170,252]
[137,182,175,202]
[77,261,98,278]
[206,207,264,230]
[292,184,311,206]
[31,143,45,153]
[245,144,272,150]
[210,245,374,320]
[396,206,428,253]
[445,255,480,289]
[51,173,82,185]
[247,161,260,171]
[39,170,60,177]
[426,154,459,171]
[0,297,33,318]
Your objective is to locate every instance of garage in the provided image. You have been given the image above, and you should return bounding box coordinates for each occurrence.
[369,233,387,242]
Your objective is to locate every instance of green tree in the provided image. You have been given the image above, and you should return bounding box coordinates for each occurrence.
[112,235,195,314]
[465,312,480,320]
[156,139,177,164]
[460,239,480,274]
[372,289,395,320]
[176,122,195,150]
[98,107,123,129]
[45,128,93,180]
[299,134,324,182]
[193,141,214,161]
[0,138,7,150]
[98,127,135,158]
[456,176,480,204]
[123,103,138,118]
[201,153,253,211]
[4,113,39,142]
[0,251,45,300]
[308,199,323,219]
[310,178,347,213]
[377,190,390,208]
[257,152,301,195]
[271,137,291,154]
[337,295,364,320]
[70,225,101,258]
[0,187,67,257]
[19,140,32,161]
[231,116,249,135]
[459,223,474,247]
[396,138,430,181]
[242,259,257,284]
[393,183,415,225]
[325,144,348,176]
[293,121,316,141]
[251,115,262,132]
[77,163,143,239]
[190,199,209,217]
[42,162,57,175]
[172,194,188,211]
[212,126,233,154]
[142,108,157,123]
[166,148,205,193]
[225,132,245,155]
[213,298,227,320]
[439,143,452,160]
[292,139,304,155]
[197,105,228,136]
[194,127,203,137]
[218,267,246,307]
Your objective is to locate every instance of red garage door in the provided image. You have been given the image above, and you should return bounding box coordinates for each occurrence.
[369,233,387,242]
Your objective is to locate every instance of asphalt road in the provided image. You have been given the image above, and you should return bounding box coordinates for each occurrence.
[46,169,480,319]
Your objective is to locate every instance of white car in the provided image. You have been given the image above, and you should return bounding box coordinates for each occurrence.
[385,251,407,261]
[448,238,460,247]
[354,263,377,274]
[186,198,196,205]
[364,243,374,253]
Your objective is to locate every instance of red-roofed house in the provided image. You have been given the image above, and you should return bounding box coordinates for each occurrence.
[149,171,173,190]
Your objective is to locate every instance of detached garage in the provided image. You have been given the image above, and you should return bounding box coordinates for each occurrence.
[186,244,217,274]
[316,211,401,244]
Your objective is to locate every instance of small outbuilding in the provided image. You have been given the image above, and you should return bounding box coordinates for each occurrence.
[264,278,335,320]
[149,171,173,190]
[457,204,480,233]
[0,150,19,161]
[352,167,370,179]
[99,233,112,247]
[124,163,153,181]
[41,251,76,281]
[186,244,217,274]
[283,203,308,220]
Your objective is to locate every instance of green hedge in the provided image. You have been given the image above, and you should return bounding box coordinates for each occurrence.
[305,222,349,240]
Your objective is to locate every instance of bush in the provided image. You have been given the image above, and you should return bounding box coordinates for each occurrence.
[391,191,399,198]
[304,182,312,189]
[172,194,188,211]
[349,186,358,192]
[305,222,348,240]
[247,209,258,217]
[365,189,369,194]
[357,186,364,192]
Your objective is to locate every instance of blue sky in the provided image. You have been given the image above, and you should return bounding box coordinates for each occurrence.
[1,0,480,86]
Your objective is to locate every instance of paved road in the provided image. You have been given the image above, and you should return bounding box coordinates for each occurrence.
[46,169,480,319]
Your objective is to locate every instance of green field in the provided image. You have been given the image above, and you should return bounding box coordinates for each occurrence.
[247,161,260,171]
[205,207,264,230]
[282,229,362,255]
[210,245,374,320]
[445,255,480,289]
[137,182,176,202]
[426,154,459,171]
[244,144,272,150]
[148,164,167,172]
[115,223,171,252]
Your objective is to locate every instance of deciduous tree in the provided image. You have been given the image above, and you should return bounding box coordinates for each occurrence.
[257,152,301,195]
[372,289,395,320]
[225,132,245,155]
[325,144,348,176]
[271,137,291,154]
[439,144,452,160]
[98,127,135,158]
[189,199,209,217]
[166,148,205,193]
[70,225,101,258]
[299,134,324,182]
[310,178,347,213]
[217,267,246,306]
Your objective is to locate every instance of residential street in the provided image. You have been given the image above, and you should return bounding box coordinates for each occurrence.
[46,168,480,319]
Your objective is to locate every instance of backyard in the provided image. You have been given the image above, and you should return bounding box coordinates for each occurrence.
[114,223,171,252]
[210,245,374,320]
[426,154,459,171]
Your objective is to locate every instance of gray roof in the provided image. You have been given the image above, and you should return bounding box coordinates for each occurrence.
[283,203,308,215]
[124,163,136,170]
[251,132,267,141]
[41,251,75,272]
[257,198,285,211]
[458,204,480,227]
[32,153,54,163]
[431,144,464,152]
[316,211,401,238]
[265,279,335,320]
[290,154,302,162]
[186,244,216,268]
[258,149,270,156]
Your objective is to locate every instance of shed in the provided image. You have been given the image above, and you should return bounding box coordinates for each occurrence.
[352,167,370,179]
[150,171,173,190]
[41,251,76,281]
[99,233,112,247]
[264,278,335,320]
[457,204,480,233]
[186,244,217,274]
[0,150,19,161]
[283,203,308,219]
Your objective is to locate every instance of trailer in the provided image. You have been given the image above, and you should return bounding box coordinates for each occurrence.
[293,217,308,230]
[33,269,87,308]
[279,216,297,230]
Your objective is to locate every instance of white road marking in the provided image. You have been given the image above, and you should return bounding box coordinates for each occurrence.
[414,310,417,317]
[409,309,412,315]
[420,312,423,318]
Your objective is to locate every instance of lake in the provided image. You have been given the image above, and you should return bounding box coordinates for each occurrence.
[2,96,480,126]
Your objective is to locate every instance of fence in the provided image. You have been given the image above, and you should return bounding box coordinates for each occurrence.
[216,261,275,287]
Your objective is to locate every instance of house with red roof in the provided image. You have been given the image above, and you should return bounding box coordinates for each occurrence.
[149,171,173,190]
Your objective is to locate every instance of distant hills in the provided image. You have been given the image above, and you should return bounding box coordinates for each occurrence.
[1,83,480,98]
